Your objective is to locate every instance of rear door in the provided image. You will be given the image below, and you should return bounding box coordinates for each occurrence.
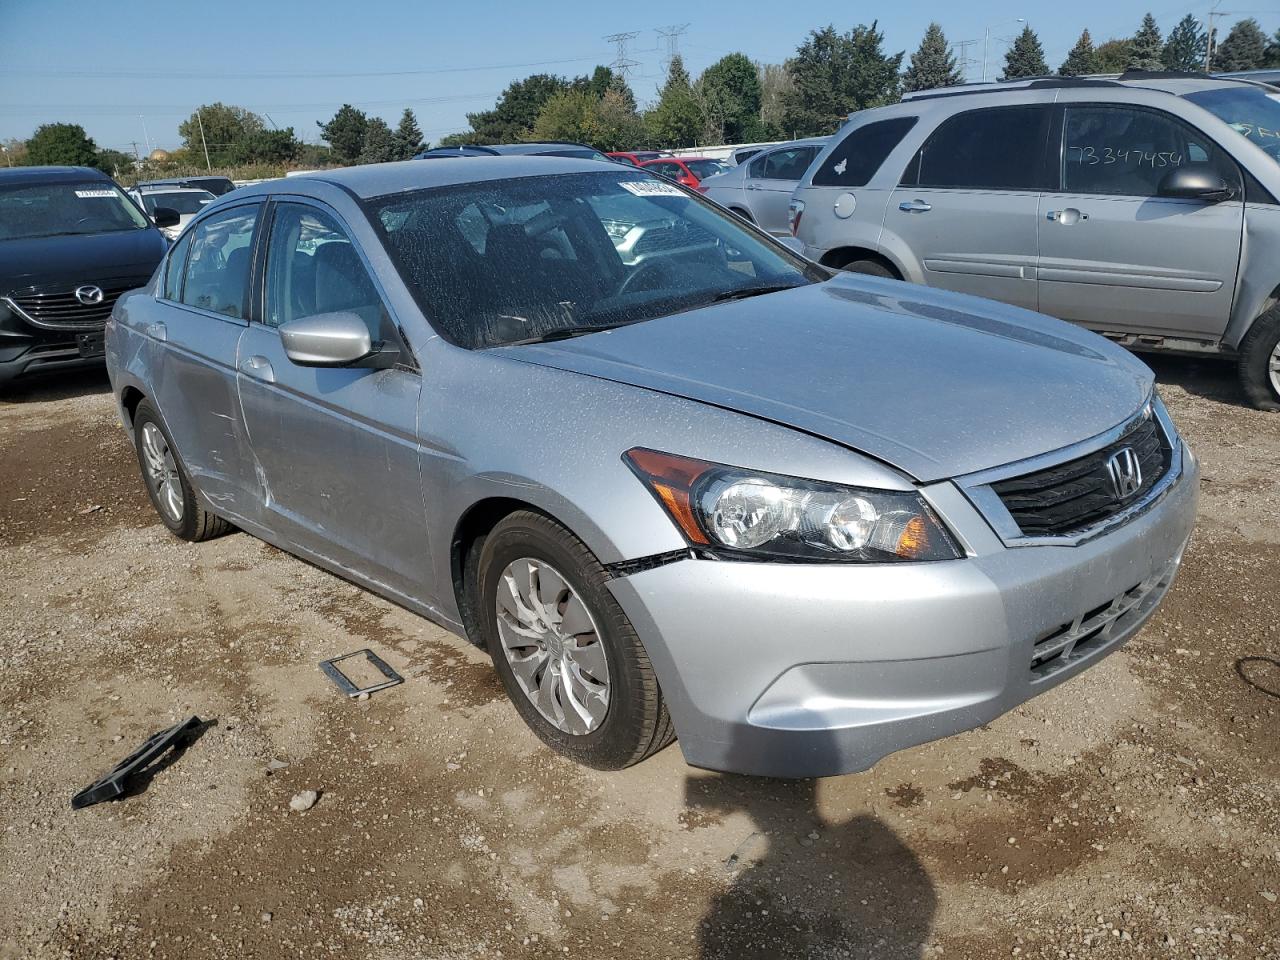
[887,104,1052,311]
[234,199,429,598]
[1037,101,1244,339]
[146,201,262,514]
[743,145,821,234]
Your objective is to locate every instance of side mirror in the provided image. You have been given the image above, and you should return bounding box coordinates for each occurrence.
[1157,166,1235,203]
[152,206,181,229]
[279,311,399,369]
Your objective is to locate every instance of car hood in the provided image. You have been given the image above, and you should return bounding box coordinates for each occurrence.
[1,229,168,292]
[495,277,1154,482]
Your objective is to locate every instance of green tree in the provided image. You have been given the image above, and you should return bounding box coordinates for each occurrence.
[317,104,369,164]
[758,63,793,134]
[589,88,646,150]
[466,74,572,143]
[357,118,397,164]
[178,103,266,166]
[1059,30,1099,76]
[1094,39,1132,72]
[392,108,425,159]
[228,128,299,165]
[903,23,962,92]
[531,89,596,144]
[95,148,134,177]
[1163,15,1208,71]
[26,123,99,167]
[696,52,762,143]
[781,23,903,137]
[1128,14,1164,70]
[644,55,704,149]
[1001,25,1049,80]
[1265,28,1280,68]
[1214,18,1267,72]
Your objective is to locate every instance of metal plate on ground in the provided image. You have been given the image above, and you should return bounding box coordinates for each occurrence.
[319,648,404,698]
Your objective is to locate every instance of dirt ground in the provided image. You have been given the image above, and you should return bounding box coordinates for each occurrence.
[0,357,1277,960]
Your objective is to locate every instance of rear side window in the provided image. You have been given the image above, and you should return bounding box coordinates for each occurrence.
[180,205,259,319]
[753,147,820,182]
[162,232,191,301]
[905,106,1051,191]
[814,117,918,187]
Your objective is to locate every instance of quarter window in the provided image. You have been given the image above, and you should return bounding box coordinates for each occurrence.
[814,117,918,187]
[180,206,259,318]
[906,105,1051,190]
[263,203,387,334]
[1061,105,1239,198]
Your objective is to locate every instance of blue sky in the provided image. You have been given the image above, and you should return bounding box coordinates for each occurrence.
[1,0,1268,153]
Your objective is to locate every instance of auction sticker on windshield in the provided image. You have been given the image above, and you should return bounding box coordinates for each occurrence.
[620,181,684,197]
[74,189,117,198]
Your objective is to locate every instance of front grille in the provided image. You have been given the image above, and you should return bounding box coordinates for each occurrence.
[6,280,142,331]
[991,414,1172,538]
[1029,562,1176,680]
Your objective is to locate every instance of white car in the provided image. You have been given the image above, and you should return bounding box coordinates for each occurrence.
[127,186,215,239]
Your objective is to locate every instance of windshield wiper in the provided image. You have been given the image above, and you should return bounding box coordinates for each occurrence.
[710,282,804,304]
[500,321,633,347]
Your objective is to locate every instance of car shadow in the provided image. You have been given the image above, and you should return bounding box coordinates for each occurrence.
[686,732,936,960]
[1141,352,1249,407]
[0,368,112,404]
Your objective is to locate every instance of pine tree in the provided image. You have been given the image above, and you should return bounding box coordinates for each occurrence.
[644,55,703,148]
[903,23,963,92]
[1001,26,1049,80]
[357,118,397,164]
[781,22,903,137]
[1264,27,1280,68]
[1059,30,1099,76]
[1128,14,1164,71]
[1214,18,1267,72]
[392,109,424,159]
[1163,15,1208,71]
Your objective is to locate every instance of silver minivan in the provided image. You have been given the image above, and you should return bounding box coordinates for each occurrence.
[791,73,1280,410]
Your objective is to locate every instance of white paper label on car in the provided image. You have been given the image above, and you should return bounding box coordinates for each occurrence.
[74,189,117,198]
[619,181,684,197]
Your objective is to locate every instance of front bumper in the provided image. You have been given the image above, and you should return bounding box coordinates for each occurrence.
[607,443,1199,778]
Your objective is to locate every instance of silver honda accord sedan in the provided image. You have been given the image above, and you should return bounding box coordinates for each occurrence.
[106,157,1199,778]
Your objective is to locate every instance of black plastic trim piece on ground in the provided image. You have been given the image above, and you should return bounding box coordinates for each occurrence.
[71,715,205,810]
[319,648,404,698]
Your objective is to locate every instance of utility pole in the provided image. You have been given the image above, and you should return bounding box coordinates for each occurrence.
[1205,3,1229,71]
[603,31,641,81]
[139,115,152,155]
[196,107,213,172]
[655,24,690,75]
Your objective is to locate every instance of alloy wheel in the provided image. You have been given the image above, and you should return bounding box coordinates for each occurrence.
[140,421,184,524]
[1270,341,1280,398]
[494,557,610,735]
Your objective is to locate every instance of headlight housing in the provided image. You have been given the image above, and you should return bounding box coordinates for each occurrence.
[624,448,961,563]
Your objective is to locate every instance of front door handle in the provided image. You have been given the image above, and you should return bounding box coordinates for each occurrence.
[238,355,275,384]
[899,199,932,213]
[144,321,167,342]
[1047,208,1089,224]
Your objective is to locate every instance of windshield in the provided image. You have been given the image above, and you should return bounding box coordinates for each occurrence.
[1185,86,1280,162]
[0,180,150,241]
[367,170,819,349]
[684,159,731,179]
[140,191,215,215]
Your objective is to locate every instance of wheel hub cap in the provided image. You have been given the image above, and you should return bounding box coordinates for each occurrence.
[139,422,184,523]
[494,558,610,735]
[1269,341,1280,397]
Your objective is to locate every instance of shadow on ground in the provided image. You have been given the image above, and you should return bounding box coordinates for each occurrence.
[0,368,112,404]
[1143,353,1246,406]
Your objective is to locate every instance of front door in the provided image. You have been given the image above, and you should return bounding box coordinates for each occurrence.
[887,104,1052,312]
[235,200,429,598]
[1037,102,1244,339]
[744,145,821,234]
[145,202,262,514]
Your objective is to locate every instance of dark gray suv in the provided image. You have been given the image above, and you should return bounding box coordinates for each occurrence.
[792,72,1280,410]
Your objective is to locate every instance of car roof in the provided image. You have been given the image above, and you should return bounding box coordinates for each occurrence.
[133,185,212,194]
[899,71,1263,105]
[232,155,631,201]
[0,165,112,185]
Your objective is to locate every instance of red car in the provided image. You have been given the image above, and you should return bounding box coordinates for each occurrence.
[606,151,665,166]
[638,156,732,192]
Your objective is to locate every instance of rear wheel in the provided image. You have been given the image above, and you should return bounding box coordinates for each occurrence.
[837,257,899,279]
[1237,304,1280,411]
[476,510,674,769]
[132,400,233,541]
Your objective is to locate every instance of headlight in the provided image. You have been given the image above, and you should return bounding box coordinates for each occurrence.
[624,448,961,563]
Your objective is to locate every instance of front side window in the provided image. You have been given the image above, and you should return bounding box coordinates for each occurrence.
[180,205,259,319]
[1184,86,1280,163]
[907,105,1051,191]
[263,203,388,336]
[1061,105,1238,198]
[814,117,918,187]
[0,180,149,241]
[368,171,819,350]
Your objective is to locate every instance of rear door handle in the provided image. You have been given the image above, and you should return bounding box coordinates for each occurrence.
[238,355,275,384]
[144,321,166,342]
[899,199,931,213]
[1047,209,1089,223]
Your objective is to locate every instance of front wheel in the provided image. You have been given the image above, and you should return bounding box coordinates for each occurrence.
[837,257,899,279]
[132,400,233,541]
[1237,305,1280,411]
[477,511,674,769]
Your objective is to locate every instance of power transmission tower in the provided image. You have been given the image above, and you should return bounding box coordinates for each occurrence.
[604,31,641,80]
[655,24,690,74]
[954,39,979,82]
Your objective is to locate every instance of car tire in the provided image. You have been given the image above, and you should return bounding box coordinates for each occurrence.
[838,257,899,279]
[1237,304,1280,411]
[477,510,675,769]
[132,399,233,541]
